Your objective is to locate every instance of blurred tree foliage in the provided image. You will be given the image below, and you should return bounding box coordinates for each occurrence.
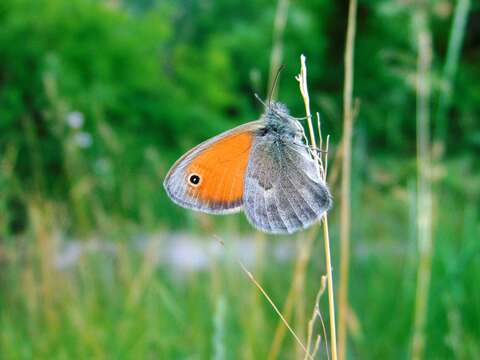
[0,0,478,231]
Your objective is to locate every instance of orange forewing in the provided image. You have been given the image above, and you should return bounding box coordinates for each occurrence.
[185,131,253,206]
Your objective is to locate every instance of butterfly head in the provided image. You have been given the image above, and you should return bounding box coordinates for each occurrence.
[262,101,304,139]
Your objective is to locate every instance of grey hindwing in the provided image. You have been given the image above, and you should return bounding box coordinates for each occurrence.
[243,138,331,234]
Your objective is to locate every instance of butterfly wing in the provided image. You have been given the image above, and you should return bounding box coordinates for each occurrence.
[164,121,263,214]
[244,138,332,234]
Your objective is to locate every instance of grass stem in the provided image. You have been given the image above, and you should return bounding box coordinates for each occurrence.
[268,0,290,101]
[338,0,358,358]
[411,7,433,360]
[238,262,314,360]
[435,0,471,149]
[297,54,338,360]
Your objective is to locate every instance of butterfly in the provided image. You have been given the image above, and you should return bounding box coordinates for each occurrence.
[163,101,332,234]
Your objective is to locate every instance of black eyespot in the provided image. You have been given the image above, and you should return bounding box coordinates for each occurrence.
[189,174,201,185]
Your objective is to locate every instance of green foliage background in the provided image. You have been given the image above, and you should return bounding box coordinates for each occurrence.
[0,0,479,359]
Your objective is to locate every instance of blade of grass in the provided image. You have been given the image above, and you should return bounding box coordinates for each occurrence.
[434,0,471,152]
[239,262,314,360]
[268,0,290,101]
[338,0,358,358]
[305,275,329,360]
[296,54,338,360]
[214,236,314,360]
[411,6,434,360]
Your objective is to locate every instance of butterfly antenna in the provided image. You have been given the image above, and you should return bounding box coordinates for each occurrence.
[268,64,285,105]
[254,93,268,108]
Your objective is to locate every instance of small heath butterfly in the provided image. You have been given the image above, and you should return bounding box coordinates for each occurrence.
[164,100,332,234]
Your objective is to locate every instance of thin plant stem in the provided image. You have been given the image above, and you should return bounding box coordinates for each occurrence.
[296,56,316,150]
[239,262,314,360]
[323,135,330,182]
[322,216,337,360]
[317,112,324,157]
[296,55,322,177]
[305,275,329,360]
[411,6,433,360]
[435,0,471,150]
[268,125,330,360]
[297,54,338,360]
[214,236,313,360]
[268,0,289,101]
[338,0,358,358]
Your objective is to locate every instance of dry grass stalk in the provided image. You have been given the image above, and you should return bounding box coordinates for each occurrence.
[338,0,358,358]
[268,0,290,100]
[411,6,433,360]
[305,275,329,360]
[296,54,338,360]
[238,262,314,360]
[267,122,330,358]
[232,55,334,360]
[434,0,471,151]
[214,236,314,360]
[305,130,331,360]
[296,56,323,177]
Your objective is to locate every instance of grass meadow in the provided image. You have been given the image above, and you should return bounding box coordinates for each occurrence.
[0,0,479,359]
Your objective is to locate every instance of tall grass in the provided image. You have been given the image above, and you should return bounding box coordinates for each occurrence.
[1,2,479,359]
[411,1,471,359]
[1,111,479,359]
[337,0,358,358]
[268,0,290,100]
[244,55,335,360]
[297,54,338,360]
[411,6,433,360]
[434,0,471,152]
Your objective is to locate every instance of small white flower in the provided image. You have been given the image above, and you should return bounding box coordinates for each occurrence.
[66,111,84,129]
[74,132,92,148]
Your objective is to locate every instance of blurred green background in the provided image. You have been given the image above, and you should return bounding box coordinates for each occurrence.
[0,0,479,359]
